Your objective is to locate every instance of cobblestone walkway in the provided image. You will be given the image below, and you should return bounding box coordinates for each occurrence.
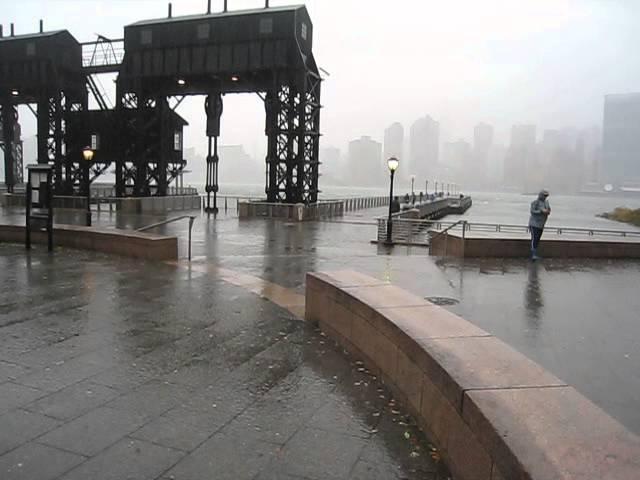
[0,244,448,480]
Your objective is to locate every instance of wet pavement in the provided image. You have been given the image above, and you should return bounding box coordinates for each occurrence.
[2,198,640,478]
[95,207,640,436]
[0,244,448,480]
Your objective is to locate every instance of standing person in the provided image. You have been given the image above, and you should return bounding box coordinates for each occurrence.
[528,190,551,261]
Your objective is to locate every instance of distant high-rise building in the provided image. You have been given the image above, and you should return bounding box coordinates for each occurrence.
[409,116,439,180]
[487,144,507,187]
[504,124,537,190]
[540,128,582,193]
[218,145,261,184]
[579,126,602,184]
[320,146,341,169]
[443,140,472,170]
[320,146,342,185]
[473,123,493,186]
[347,136,382,186]
[384,122,404,163]
[603,93,640,187]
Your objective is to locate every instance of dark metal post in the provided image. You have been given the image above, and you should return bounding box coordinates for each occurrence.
[411,176,415,197]
[168,3,172,18]
[206,136,212,211]
[213,136,219,213]
[25,182,31,249]
[85,162,91,226]
[223,0,227,12]
[39,20,43,33]
[188,216,194,261]
[386,169,395,244]
[47,172,53,251]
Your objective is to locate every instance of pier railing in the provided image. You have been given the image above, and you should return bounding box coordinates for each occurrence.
[211,195,390,216]
[377,217,640,246]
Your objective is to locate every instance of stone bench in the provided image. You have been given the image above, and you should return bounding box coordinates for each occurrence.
[305,270,640,480]
[0,224,178,261]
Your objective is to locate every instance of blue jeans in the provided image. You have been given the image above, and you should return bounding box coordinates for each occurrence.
[530,226,543,251]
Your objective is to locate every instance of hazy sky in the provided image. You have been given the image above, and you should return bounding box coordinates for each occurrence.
[5,0,640,159]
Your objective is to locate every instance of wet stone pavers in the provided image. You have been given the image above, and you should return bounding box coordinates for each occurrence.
[0,244,449,480]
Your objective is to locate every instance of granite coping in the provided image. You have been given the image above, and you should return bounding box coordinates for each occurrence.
[464,386,640,480]
[305,269,640,480]
[0,223,178,260]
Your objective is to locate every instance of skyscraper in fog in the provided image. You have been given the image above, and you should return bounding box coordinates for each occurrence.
[409,116,439,180]
[473,123,494,186]
[504,125,536,190]
[320,146,341,170]
[603,93,640,187]
[384,122,404,162]
[320,146,342,184]
[348,136,382,186]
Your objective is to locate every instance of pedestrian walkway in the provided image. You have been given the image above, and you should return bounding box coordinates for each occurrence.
[0,244,449,480]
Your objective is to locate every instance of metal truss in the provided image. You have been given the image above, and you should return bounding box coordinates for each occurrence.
[115,91,185,197]
[265,72,321,204]
[0,102,19,191]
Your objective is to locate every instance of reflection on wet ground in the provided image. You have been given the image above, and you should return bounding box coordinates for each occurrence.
[123,208,640,436]
[0,244,448,480]
[2,201,640,464]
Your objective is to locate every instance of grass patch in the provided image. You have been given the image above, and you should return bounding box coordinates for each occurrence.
[598,207,640,227]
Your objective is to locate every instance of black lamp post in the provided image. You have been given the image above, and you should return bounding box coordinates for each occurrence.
[82,146,94,227]
[410,174,415,200]
[385,156,399,244]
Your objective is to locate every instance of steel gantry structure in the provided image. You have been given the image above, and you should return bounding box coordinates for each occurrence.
[0,3,322,206]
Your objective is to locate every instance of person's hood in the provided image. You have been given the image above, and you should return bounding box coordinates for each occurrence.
[538,190,549,200]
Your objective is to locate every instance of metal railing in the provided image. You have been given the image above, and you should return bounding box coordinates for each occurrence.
[332,196,389,212]
[81,38,125,73]
[377,217,640,245]
[206,195,390,216]
[137,215,196,261]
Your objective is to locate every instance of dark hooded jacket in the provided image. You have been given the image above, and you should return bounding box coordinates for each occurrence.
[529,191,550,229]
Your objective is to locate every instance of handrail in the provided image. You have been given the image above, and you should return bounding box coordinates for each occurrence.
[430,220,467,241]
[136,215,196,261]
[383,218,640,238]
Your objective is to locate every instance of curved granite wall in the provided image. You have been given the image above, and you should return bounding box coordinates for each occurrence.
[305,270,640,480]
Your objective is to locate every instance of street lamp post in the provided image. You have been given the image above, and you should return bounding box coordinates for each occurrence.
[425,180,428,196]
[410,174,415,201]
[435,181,438,196]
[385,157,399,245]
[82,146,94,227]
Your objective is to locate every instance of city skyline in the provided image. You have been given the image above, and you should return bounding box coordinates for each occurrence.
[4,0,640,162]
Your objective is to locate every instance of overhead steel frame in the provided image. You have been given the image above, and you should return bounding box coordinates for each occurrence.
[0,99,23,192]
[265,70,321,204]
[115,87,186,197]
[35,88,87,195]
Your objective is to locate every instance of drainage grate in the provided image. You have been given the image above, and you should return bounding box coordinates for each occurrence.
[425,296,459,306]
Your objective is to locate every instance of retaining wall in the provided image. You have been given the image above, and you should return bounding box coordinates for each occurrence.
[238,201,345,221]
[429,232,640,258]
[1,193,201,214]
[305,270,640,480]
[0,224,178,261]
